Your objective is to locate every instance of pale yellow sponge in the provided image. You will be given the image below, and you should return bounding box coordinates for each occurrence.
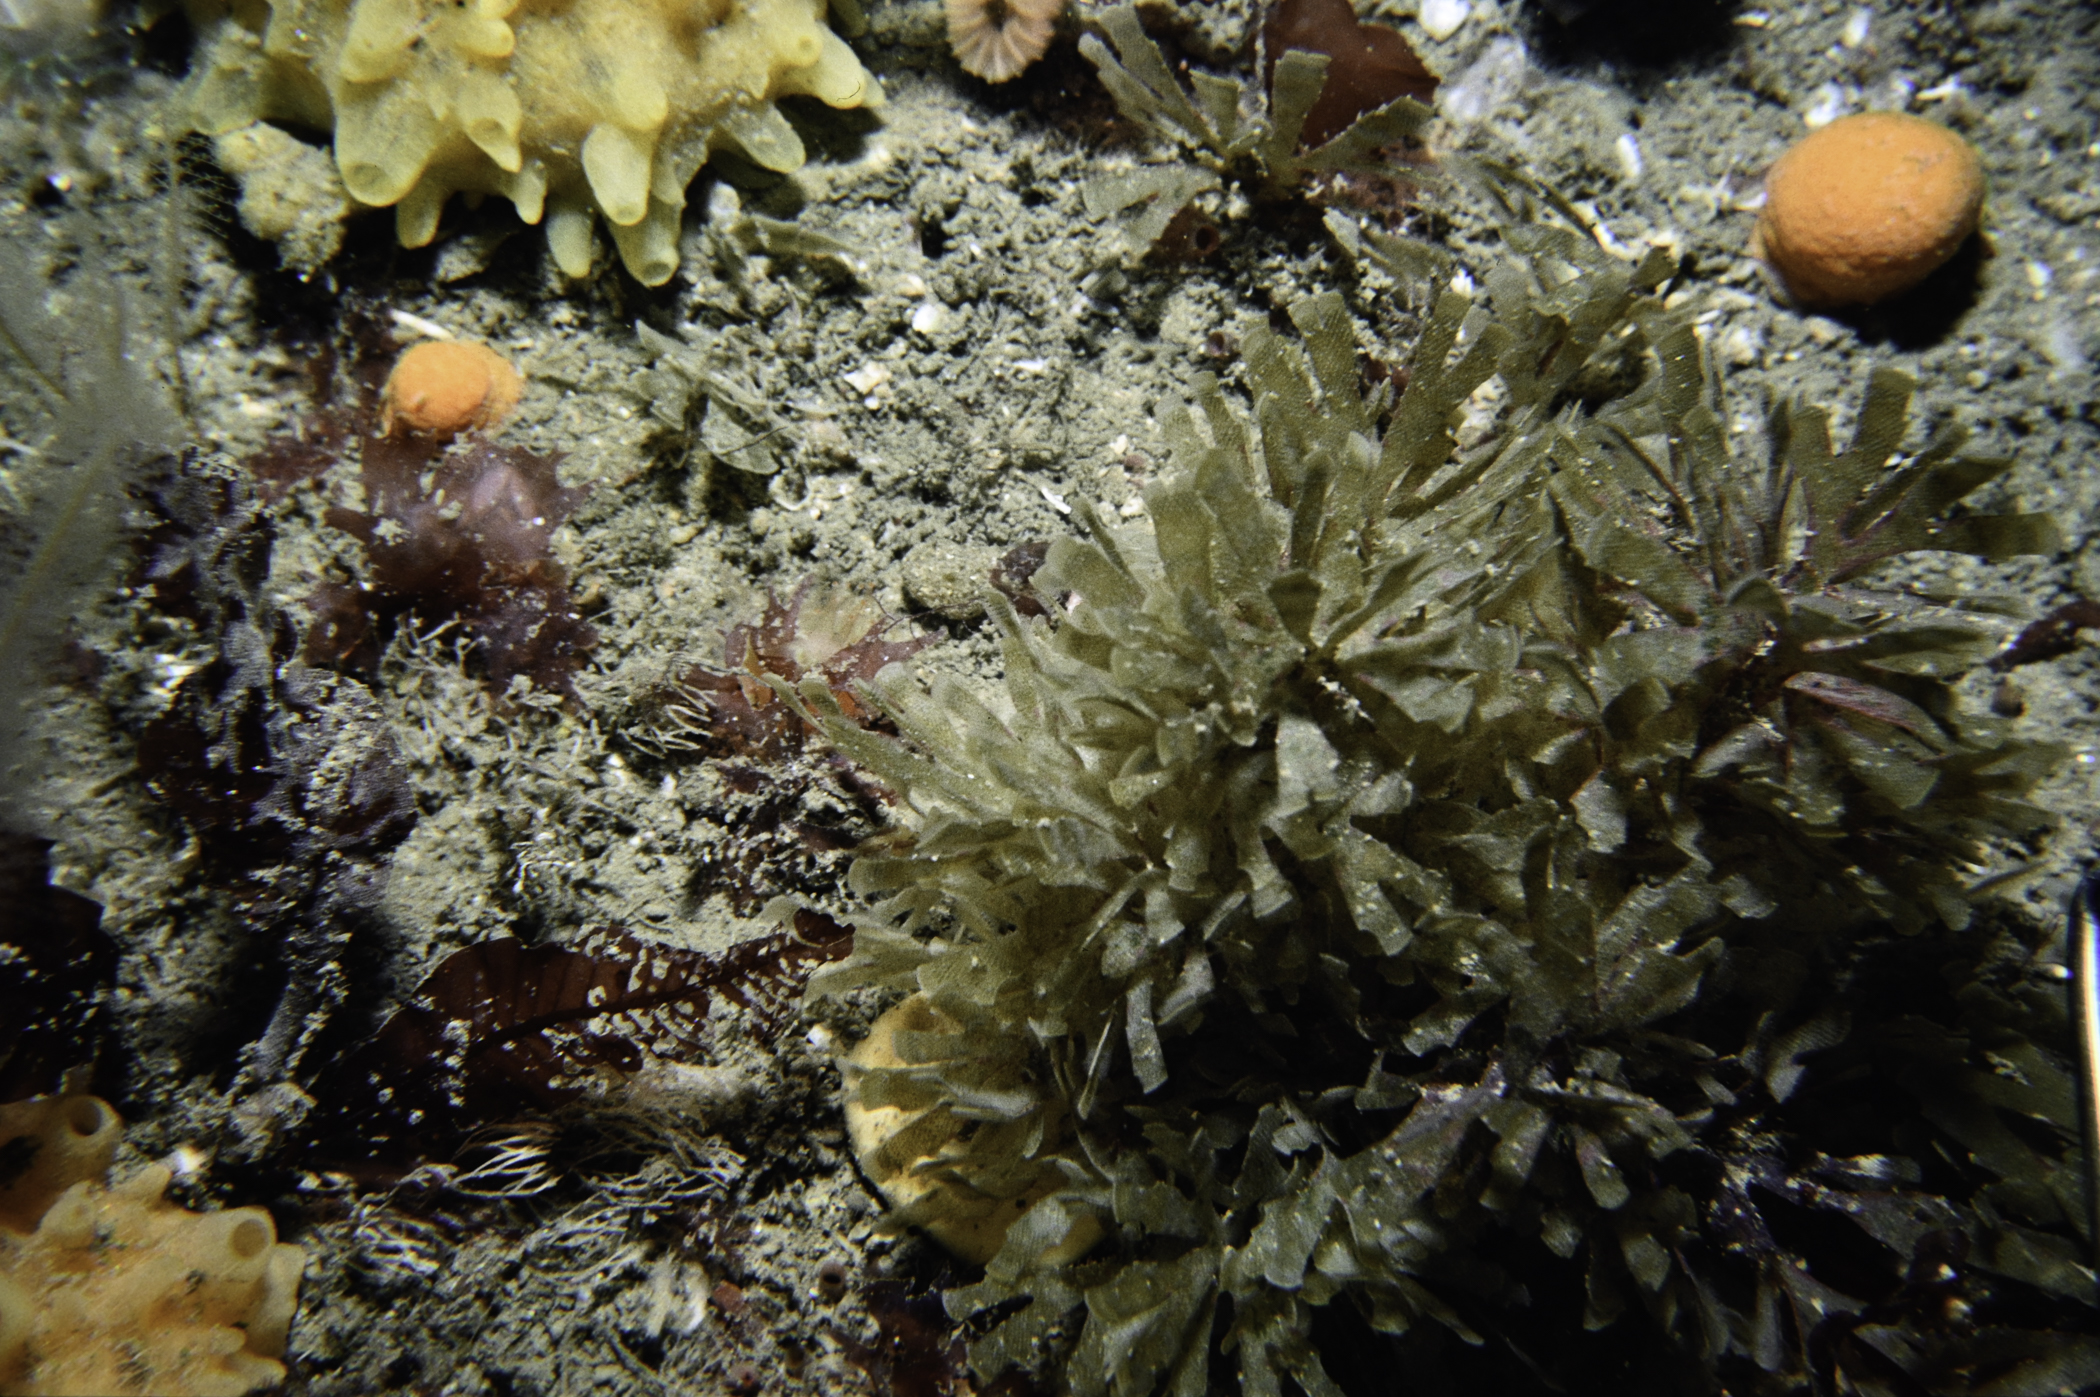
[0,1097,305,1397]
[182,0,880,285]
[841,995,1102,1268]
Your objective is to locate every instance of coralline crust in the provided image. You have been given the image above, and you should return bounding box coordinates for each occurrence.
[0,1096,305,1397]
[182,0,880,285]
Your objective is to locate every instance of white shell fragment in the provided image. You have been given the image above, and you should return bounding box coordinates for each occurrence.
[1614,133,1644,182]
[1418,0,1470,41]
[842,363,891,395]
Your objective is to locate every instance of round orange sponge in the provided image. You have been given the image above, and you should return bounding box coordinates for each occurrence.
[382,339,523,436]
[1753,111,1985,308]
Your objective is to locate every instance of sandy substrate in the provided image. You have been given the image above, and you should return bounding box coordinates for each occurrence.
[2,0,2096,1391]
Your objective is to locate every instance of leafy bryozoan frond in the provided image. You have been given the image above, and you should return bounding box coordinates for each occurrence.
[800,210,2088,1395]
[1080,5,1432,254]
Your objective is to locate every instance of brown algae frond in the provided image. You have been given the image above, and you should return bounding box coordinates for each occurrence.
[802,203,2085,1393]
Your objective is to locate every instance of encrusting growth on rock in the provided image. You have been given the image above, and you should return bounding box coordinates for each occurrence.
[382,339,524,437]
[945,0,1064,83]
[1753,111,1985,307]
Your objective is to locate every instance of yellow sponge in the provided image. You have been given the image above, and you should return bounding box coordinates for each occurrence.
[0,1097,305,1397]
[841,995,1102,1268]
[182,0,880,285]
[0,1097,120,1237]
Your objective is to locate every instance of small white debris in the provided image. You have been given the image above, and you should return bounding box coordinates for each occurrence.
[1120,497,1146,518]
[1718,324,1764,368]
[387,308,455,340]
[2025,260,2053,294]
[1570,202,1635,259]
[1109,434,1131,457]
[1614,133,1644,182]
[910,300,947,334]
[1916,77,1965,103]
[1437,37,1527,123]
[152,653,203,696]
[1840,8,1870,47]
[896,273,928,298]
[1014,358,1052,374]
[163,1143,211,1181]
[1454,377,1507,451]
[1039,485,1071,515]
[842,363,891,396]
[2039,310,2088,376]
[1417,0,1470,41]
[1592,224,1635,258]
[1643,227,1685,257]
[1803,84,1849,128]
[1449,267,1476,296]
[807,1024,837,1052]
[1734,9,1771,26]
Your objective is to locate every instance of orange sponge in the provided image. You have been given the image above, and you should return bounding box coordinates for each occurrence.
[1753,111,1985,308]
[382,339,523,437]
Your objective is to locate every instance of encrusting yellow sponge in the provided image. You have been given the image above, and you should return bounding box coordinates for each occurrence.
[0,1095,305,1397]
[181,0,881,285]
[841,995,1102,1268]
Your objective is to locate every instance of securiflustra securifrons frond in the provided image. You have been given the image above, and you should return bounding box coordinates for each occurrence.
[800,198,2091,1395]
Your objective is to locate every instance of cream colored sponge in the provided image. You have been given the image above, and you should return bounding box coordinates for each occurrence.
[0,1096,120,1237]
[182,0,880,285]
[1,1097,305,1397]
[841,995,1102,1268]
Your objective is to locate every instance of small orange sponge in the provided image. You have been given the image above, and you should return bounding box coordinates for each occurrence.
[1754,112,1985,308]
[382,339,523,437]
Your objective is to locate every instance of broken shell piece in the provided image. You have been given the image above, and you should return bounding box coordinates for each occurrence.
[1417,0,1470,41]
[909,301,947,335]
[841,363,892,396]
